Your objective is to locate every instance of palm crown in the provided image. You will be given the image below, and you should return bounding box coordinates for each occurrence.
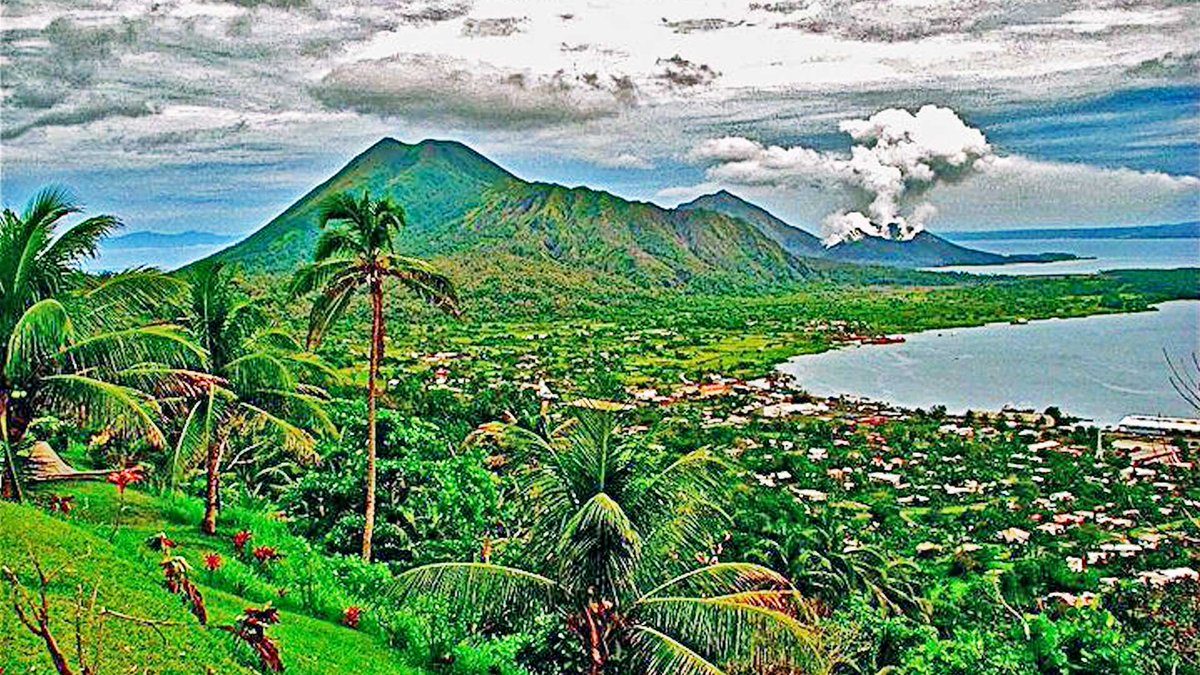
[291,190,459,347]
[1,188,202,499]
[393,408,819,674]
[175,262,336,533]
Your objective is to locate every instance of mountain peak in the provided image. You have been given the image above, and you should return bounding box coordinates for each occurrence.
[678,190,827,259]
[681,189,744,208]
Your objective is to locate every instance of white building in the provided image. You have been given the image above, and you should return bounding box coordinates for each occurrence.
[1117,415,1200,436]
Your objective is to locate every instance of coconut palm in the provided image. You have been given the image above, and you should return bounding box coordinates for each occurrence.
[392,408,820,674]
[291,190,458,561]
[1,187,202,500]
[771,509,929,620]
[175,262,336,534]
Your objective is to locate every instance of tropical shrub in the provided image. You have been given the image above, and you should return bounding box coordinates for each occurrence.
[283,400,504,565]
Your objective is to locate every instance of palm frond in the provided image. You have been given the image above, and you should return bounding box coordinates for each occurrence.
[633,591,819,670]
[172,390,222,489]
[72,269,188,327]
[236,402,319,464]
[248,328,304,353]
[223,351,297,396]
[381,254,460,317]
[389,562,561,625]
[276,351,341,389]
[63,324,206,373]
[626,625,728,675]
[115,366,228,401]
[300,263,364,347]
[5,216,54,307]
[635,448,734,573]
[638,563,794,603]
[39,374,166,447]
[5,298,73,381]
[316,192,369,234]
[20,186,80,229]
[43,215,121,267]
[257,389,338,439]
[313,223,361,261]
[556,492,642,598]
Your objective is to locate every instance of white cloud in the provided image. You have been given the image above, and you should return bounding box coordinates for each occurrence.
[658,155,1200,233]
[0,0,1196,232]
[690,106,995,244]
[594,152,654,170]
[937,156,1200,229]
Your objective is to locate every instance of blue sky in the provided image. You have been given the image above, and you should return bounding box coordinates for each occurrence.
[2,1,1197,242]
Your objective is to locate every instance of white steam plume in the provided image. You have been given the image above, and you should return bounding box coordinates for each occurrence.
[691,105,993,246]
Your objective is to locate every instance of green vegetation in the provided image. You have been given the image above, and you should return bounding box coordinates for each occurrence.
[3,176,1198,675]
[396,409,817,675]
[0,188,200,499]
[175,261,336,534]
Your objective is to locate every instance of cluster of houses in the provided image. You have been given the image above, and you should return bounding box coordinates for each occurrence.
[411,344,1198,601]
[624,371,1199,598]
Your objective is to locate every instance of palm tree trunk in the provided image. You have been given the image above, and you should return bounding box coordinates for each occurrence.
[582,607,607,675]
[362,276,385,562]
[201,441,224,535]
[1,392,24,503]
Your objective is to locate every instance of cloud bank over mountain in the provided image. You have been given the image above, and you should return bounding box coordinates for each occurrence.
[1,0,1196,233]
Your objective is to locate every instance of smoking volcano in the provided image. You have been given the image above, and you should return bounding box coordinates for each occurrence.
[692,105,993,246]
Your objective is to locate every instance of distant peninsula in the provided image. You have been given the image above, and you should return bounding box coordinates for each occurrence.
[945,222,1200,241]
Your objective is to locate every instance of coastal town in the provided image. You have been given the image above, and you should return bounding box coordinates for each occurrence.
[415,330,1199,619]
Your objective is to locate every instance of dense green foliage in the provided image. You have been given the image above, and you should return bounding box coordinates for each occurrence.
[3,183,1198,674]
[284,401,504,565]
[0,188,200,498]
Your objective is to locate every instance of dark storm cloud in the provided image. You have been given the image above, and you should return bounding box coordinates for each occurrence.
[662,18,746,34]
[1,98,156,141]
[461,16,527,38]
[654,55,720,88]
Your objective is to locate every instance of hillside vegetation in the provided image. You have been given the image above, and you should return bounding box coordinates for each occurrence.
[0,485,437,675]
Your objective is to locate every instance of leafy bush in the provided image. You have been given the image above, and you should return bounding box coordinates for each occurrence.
[283,400,505,565]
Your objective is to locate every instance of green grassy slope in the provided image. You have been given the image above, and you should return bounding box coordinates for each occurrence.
[0,484,425,675]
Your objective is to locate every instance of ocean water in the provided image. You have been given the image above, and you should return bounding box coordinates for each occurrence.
[778,300,1200,425]
[86,244,230,272]
[931,237,1200,275]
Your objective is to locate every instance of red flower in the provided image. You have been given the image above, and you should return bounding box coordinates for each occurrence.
[343,606,362,629]
[252,546,282,564]
[204,553,223,571]
[106,466,145,494]
[233,530,253,554]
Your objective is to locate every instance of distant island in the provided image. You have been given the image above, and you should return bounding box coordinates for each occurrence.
[102,230,240,249]
[944,221,1200,241]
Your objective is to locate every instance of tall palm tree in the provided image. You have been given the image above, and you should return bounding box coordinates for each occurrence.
[292,190,459,562]
[176,262,337,534]
[393,408,820,674]
[1,187,202,500]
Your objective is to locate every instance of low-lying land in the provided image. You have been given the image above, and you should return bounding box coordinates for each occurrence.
[3,181,1198,674]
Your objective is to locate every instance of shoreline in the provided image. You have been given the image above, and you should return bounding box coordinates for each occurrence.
[775,299,1200,426]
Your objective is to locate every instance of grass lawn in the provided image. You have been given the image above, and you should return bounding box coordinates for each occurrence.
[0,483,426,675]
